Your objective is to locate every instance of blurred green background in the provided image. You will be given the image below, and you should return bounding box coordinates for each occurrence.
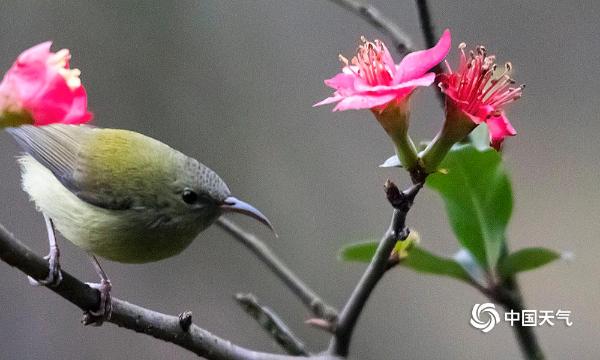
[0,1,598,359]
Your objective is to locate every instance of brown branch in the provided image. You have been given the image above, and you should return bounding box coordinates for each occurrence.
[235,293,310,356]
[0,223,342,360]
[329,181,422,357]
[414,0,445,106]
[327,0,413,55]
[216,218,338,323]
[490,279,546,360]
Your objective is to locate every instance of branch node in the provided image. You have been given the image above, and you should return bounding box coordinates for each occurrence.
[310,299,339,323]
[305,318,335,333]
[385,180,422,212]
[178,311,193,332]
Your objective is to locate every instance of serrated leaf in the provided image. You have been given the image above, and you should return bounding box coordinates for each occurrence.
[498,247,561,278]
[379,155,402,168]
[401,246,470,282]
[427,144,512,269]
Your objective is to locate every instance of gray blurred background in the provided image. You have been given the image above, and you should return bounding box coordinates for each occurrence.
[0,1,598,359]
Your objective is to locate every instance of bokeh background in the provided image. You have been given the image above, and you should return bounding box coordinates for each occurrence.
[0,1,598,359]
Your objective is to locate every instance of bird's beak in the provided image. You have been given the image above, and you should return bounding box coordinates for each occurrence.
[221,196,276,234]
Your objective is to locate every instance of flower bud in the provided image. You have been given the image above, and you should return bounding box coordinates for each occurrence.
[0,42,92,128]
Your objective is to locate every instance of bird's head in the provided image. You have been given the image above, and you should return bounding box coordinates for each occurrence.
[167,154,274,233]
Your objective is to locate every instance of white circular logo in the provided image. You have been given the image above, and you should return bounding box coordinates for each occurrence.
[470,303,500,333]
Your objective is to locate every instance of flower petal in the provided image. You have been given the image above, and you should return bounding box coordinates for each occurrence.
[332,93,396,111]
[62,86,93,124]
[16,41,52,65]
[486,112,516,149]
[313,94,344,107]
[397,29,451,82]
[354,72,436,93]
[324,72,354,89]
[0,42,92,126]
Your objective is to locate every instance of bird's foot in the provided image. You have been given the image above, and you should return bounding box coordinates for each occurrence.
[82,279,112,326]
[28,247,63,287]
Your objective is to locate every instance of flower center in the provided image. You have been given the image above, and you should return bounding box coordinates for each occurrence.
[340,37,394,87]
[48,49,82,91]
[441,43,524,118]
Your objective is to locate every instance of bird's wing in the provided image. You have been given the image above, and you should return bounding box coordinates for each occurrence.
[8,124,87,187]
[7,124,156,210]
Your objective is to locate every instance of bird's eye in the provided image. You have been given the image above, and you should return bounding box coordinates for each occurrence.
[181,189,198,204]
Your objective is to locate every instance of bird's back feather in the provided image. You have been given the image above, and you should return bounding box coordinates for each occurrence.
[8,124,181,210]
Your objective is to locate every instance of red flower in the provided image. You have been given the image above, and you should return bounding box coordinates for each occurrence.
[315,30,451,111]
[439,43,522,149]
[0,42,92,126]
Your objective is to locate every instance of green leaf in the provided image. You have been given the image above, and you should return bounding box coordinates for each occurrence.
[427,144,512,269]
[339,241,470,282]
[339,232,420,263]
[339,241,378,263]
[498,247,561,278]
[401,247,470,282]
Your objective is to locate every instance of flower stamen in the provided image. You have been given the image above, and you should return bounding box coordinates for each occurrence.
[438,42,523,149]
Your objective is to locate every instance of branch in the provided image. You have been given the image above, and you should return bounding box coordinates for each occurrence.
[216,218,338,322]
[327,0,413,55]
[491,279,545,360]
[329,181,422,357]
[414,0,445,106]
[235,293,310,356]
[0,223,342,360]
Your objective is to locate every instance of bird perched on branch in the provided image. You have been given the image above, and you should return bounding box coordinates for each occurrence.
[0,41,273,323]
[7,124,274,321]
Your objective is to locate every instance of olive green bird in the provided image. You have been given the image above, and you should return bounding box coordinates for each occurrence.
[7,124,274,319]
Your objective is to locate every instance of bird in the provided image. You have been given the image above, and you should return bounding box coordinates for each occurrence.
[7,124,274,321]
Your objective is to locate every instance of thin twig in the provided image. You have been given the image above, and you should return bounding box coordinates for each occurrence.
[216,218,338,323]
[235,293,310,356]
[414,0,445,106]
[329,181,422,357]
[327,0,413,55]
[0,223,341,360]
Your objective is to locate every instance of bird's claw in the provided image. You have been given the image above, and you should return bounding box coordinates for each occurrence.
[82,279,112,326]
[28,251,63,287]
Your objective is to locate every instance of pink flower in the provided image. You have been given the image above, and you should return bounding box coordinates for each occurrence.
[439,43,522,149]
[0,42,92,126]
[315,29,451,111]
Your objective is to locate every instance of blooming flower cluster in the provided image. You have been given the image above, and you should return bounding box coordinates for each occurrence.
[0,42,92,128]
[316,29,523,173]
[439,43,522,149]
